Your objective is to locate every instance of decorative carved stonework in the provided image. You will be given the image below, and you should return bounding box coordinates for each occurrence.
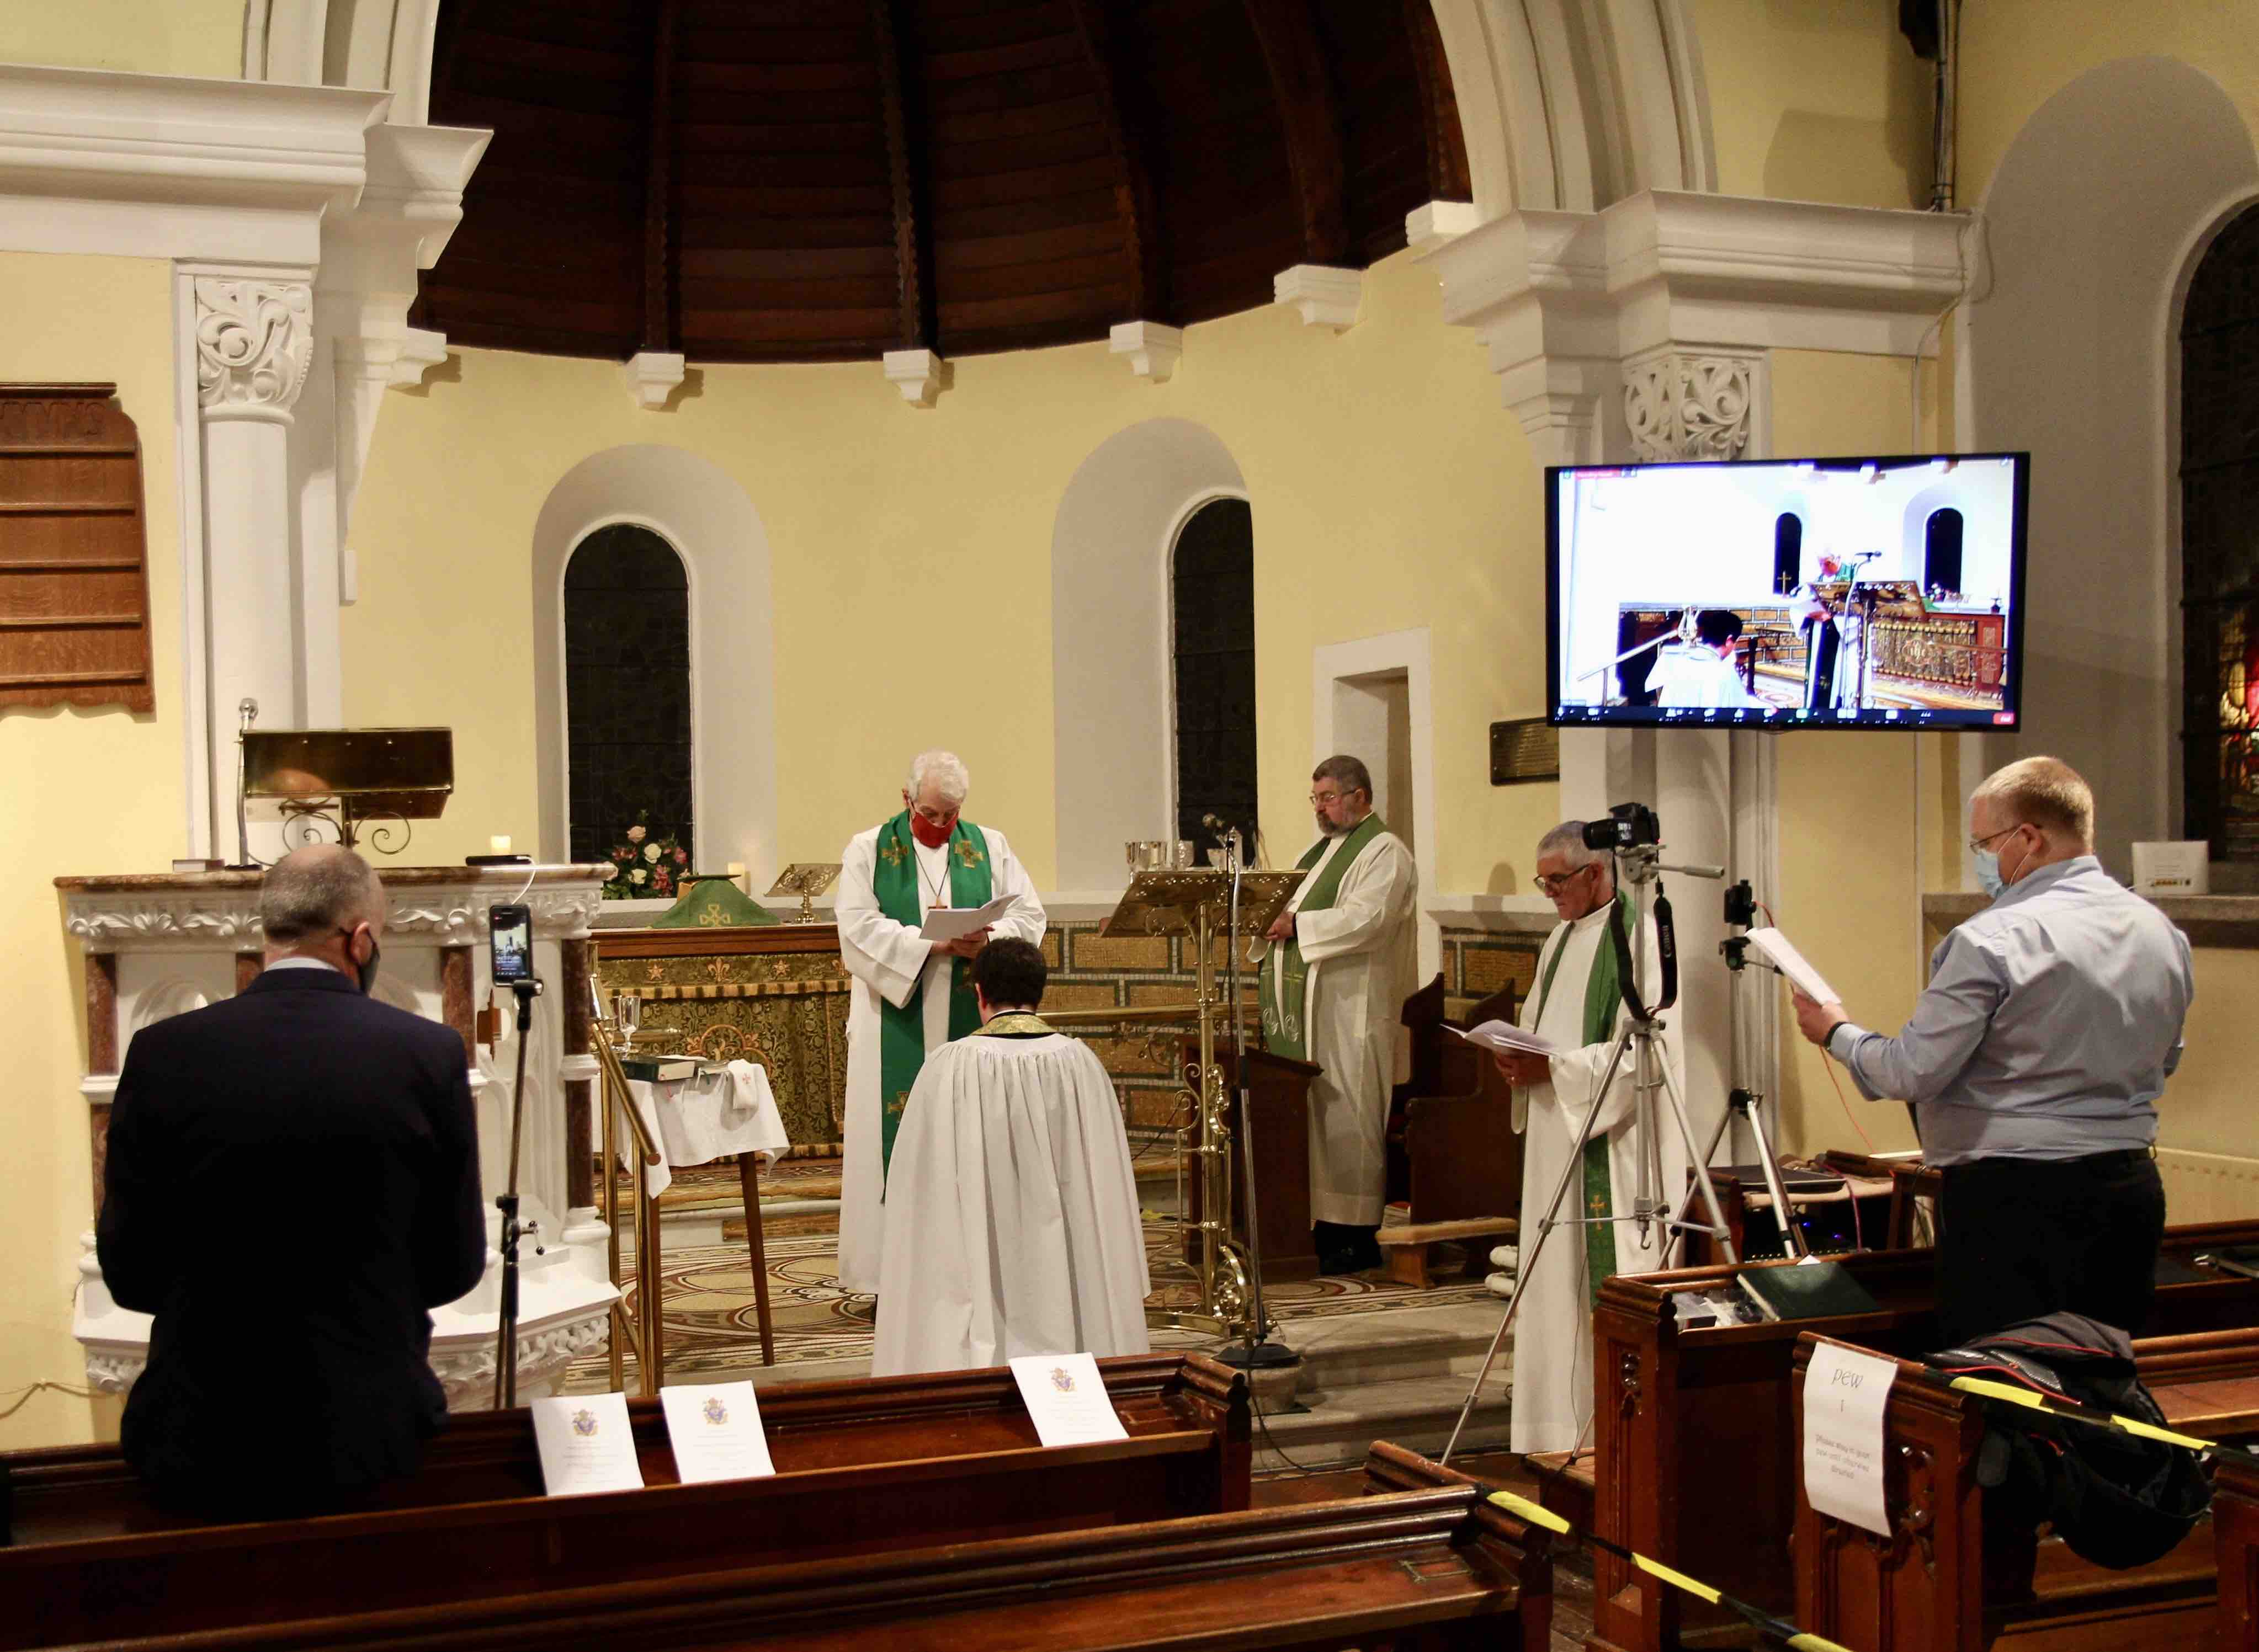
[429,1313,613,1410]
[63,882,602,950]
[1623,353,1757,463]
[193,278,313,417]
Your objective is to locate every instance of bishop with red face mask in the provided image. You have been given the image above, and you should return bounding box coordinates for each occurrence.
[832,749,1047,1295]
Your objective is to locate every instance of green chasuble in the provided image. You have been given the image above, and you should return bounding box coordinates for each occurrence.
[1528,891,1630,1306]
[1258,813,1389,1061]
[870,812,993,1186]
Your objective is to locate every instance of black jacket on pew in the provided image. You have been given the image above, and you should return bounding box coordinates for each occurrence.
[96,965,488,1513]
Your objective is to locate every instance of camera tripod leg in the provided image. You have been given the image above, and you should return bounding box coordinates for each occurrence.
[1439,1024,1635,1465]
[1655,1056,1737,1267]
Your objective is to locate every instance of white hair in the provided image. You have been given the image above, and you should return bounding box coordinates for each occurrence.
[1536,820,1608,872]
[907,749,970,806]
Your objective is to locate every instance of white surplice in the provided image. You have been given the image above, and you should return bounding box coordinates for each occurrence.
[871,1028,1151,1375]
[1508,899,1686,1454]
[834,822,1045,1295]
[1274,824,1420,1227]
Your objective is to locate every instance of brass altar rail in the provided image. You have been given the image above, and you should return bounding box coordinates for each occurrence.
[591,1017,666,1398]
[1043,1003,1261,1026]
[619,978,851,1001]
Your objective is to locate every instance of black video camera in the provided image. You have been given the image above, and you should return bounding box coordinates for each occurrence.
[1581,802,1661,854]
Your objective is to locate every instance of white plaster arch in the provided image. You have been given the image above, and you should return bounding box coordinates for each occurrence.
[244,0,442,124]
[1426,0,1716,219]
[1051,420,1248,892]
[531,445,780,885]
[1961,56,2259,877]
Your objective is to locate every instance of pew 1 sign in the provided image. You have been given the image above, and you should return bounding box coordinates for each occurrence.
[1546,452,2028,731]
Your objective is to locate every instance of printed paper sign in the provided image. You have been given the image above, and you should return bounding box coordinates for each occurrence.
[660,1381,777,1484]
[1803,1340,1899,1536]
[531,1391,645,1497]
[1008,1351,1130,1448]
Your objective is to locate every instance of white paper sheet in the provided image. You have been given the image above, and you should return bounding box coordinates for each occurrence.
[660,1381,777,1484]
[919,893,1018,944]
[1008,1351,1130,1447]
[531,1391,645,1497]
[1448,1019,1559,1058]
[1802,1340,1899,1536]
[1745,927,1841,1006]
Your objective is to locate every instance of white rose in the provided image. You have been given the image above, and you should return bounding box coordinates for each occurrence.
[630,867,647,884]
[643,843,661,862]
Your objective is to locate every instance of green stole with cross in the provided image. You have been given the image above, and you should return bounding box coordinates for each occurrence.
[871,811,992,1187]
[1529,891,1630,1306]
[1258,813,1389,1061]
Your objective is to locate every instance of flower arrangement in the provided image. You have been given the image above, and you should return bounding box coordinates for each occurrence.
[599,813,692,901]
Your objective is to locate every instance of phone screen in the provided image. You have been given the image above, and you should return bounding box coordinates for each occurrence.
[490,903,534,985]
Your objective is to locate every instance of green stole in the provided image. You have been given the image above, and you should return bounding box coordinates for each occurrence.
[1259,813,1389,1061]
[1529,891,1630,1306]
[871,812,993,1186]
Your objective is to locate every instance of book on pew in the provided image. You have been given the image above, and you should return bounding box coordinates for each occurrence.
[1735,1258,1881,1322]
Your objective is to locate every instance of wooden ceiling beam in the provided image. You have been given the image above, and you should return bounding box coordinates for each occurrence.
[640,0,681,354]
[1241,0,1348,265]
[1064,0,1168,323]
[1401,0,1473,202]
[870,0,936,351]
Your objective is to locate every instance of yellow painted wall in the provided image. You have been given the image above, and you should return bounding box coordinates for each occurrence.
[1691,0,1931,209]
[0,253,184,1448]
[346,248,1561,898]
[0,1,243,79]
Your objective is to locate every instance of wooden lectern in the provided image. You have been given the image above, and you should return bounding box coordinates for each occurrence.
[1180,1041,1321,1280]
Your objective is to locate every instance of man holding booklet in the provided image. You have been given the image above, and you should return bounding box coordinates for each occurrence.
[833,750,1046,1294]
[1790,756,2193,1344]
[1485,820,1685,1454]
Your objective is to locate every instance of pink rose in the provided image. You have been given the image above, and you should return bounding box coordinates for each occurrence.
[673,848,687,864]
[627,824,647,843]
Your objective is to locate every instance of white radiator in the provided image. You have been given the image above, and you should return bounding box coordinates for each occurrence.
[2159,1147,2259,1225]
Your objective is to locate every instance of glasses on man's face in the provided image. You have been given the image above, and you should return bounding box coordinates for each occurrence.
[1533,868,1591,896]
[1310,789,1365,807]
[1966,824,2022,856]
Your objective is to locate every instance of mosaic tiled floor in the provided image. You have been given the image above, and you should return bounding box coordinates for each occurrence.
[563,1216,1495,1388]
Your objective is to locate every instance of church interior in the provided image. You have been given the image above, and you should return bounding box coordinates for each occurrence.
[7,3,2259,1649]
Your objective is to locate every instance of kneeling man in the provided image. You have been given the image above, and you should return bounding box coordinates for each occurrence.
[872,938,1151,1375]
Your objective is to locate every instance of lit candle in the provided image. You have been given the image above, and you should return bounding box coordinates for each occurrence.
[490,835,512,853]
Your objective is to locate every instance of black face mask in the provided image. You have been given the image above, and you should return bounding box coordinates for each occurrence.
[357,935,381,995]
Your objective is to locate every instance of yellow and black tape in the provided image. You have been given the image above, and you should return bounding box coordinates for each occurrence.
[1941,1374,2218,1453]
[1486,1488,1852,1652]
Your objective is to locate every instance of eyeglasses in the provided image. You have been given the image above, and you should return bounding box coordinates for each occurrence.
[1967,824,2024,855]
[1533,868,1594,896]
[1309,789,1365,807]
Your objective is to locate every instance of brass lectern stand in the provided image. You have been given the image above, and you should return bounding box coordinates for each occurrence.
[1075,868,1300,1342]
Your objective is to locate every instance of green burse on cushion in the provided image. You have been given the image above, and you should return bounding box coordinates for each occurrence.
[1734,1259,1882,1322]
[649,874,778,929]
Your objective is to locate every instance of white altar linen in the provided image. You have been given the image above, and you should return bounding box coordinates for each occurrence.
[870,1028,1150,1376]
[620,1060,789,1198]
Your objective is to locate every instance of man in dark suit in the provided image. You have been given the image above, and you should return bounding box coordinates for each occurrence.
[98,844,487,1516]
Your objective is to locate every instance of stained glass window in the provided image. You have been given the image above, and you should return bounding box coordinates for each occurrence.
[2182,203,2259,856]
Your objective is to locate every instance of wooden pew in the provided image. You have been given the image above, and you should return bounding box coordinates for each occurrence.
[1383,977,1521,1287]
[4,1443,1555,1652]
[0,1354,1247,1648]
[1793,1328,2259,1652]
[2216,1446,2259,1651]
[1555,1219,2259,1652]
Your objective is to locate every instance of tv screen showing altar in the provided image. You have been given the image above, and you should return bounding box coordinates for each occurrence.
[1545,453,2028,730]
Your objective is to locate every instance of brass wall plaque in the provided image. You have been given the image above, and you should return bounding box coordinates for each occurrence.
[1490,718,1560,785]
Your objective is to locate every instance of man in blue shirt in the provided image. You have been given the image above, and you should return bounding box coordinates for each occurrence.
[1791,756,2192,1345]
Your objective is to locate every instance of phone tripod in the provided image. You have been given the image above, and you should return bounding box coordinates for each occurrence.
[1439,844,1737,1463]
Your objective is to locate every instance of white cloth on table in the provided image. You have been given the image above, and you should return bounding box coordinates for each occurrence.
[1275,824,1420,1227]
[834,822,1046,1295]
[871,1029,1150,1376]
[1507,900,1686,1454]
[619,1059,790,1200]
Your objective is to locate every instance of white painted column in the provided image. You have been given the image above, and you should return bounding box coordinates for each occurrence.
[189,270,315,844]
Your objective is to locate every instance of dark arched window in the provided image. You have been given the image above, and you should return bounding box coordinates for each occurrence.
[2182,204,2259,857]
[1772,513,1804,594]
[564,524,693,875]
[1923,508,1965,595]
[1171,498,1257,858]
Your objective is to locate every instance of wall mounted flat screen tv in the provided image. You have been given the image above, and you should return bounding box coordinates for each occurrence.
[1546,452,2029,730]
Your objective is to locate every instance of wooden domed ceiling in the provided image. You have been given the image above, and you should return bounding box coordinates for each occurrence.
[417,0,1470,364]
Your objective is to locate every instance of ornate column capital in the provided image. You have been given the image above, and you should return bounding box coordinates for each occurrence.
[194,276,313,422]
[1622,351,1760,463]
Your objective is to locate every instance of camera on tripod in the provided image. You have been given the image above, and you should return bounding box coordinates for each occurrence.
[1581,801,1661,853]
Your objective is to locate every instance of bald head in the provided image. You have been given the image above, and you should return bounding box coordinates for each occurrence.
[261,844,385,971]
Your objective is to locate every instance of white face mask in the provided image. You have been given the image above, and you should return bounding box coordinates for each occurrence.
[1974,846,2006,900]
